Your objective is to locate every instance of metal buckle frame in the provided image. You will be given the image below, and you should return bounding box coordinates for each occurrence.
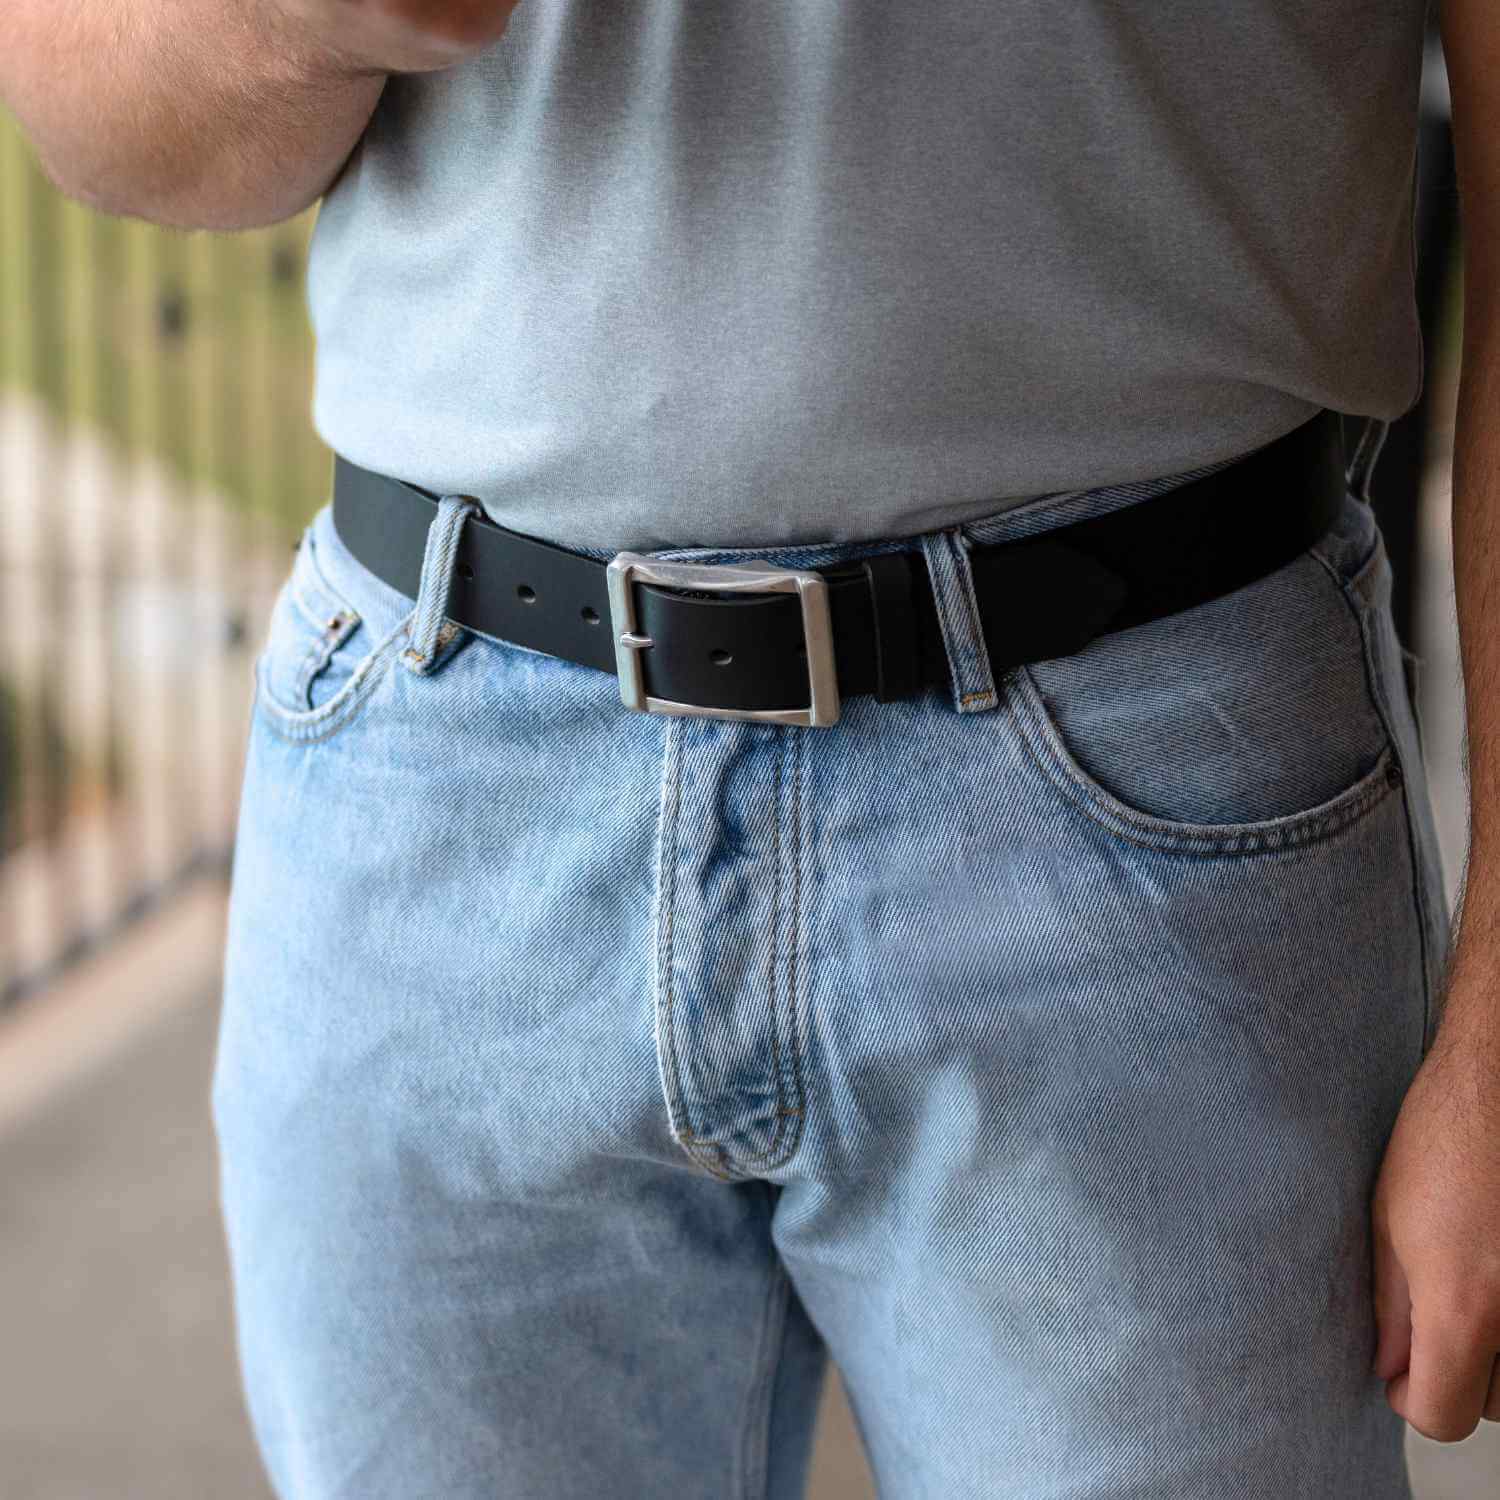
[605,553,841,727]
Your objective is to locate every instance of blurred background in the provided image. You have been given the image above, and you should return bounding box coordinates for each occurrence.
[1,20,1497,1499]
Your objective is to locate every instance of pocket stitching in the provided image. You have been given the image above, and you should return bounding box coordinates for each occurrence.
[267,527,366,715]
[289,609,362,711]
[254,607,416,745]
[255,516,417,745]
[1003,662,1402,857]
[999,522,1401,855]
[1305,517,1383,602]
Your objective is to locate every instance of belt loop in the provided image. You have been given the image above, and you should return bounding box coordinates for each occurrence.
[1344,414,1390,504]
[918,526,999,715]
[401,493,482,675]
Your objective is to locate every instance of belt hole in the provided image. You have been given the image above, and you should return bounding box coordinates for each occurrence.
[458,562,474,581]
[710,648,732,666]
[581,605,600,625]
[518,584,537,603]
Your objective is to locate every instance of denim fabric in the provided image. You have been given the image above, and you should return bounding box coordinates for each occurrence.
[214,451,1449,1499]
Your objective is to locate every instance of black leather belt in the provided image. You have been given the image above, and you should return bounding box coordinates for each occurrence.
[330,406,1349,727]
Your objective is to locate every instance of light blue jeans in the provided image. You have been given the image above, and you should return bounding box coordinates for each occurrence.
[213,436,1450,1499]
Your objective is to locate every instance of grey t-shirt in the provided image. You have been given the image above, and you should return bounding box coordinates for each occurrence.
[307,1,1427,551]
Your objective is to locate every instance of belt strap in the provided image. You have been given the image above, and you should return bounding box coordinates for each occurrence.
[330,407,1347,715]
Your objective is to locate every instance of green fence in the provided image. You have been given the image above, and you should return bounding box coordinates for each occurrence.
[0,107,329,1008]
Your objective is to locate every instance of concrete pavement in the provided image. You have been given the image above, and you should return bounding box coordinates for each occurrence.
[0,961,272,1499]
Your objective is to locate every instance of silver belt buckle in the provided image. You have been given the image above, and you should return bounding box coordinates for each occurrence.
[605,554,840,727]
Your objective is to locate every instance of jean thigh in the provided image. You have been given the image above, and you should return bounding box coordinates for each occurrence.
[211,515,827,1500]
[769,576,1432,1497]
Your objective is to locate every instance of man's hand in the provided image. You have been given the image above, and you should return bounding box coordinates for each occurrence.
[1372,983,1500,1441]
[271,0,522,75]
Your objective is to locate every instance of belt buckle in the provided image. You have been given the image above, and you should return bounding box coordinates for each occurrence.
[605,554,840,727]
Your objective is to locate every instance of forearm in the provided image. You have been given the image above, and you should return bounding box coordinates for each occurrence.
[1,0,389,231]
[1441,0,1500,1031]
[1445,337,1500,1034]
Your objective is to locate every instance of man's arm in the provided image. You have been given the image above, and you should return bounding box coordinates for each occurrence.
[1369,0,1500,1445]
[0,1,519,232]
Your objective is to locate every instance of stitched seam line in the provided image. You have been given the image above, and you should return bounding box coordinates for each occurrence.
[1000,526,1403,857]
[288,558,354,635]
[290,517,362,629]
[1310,522,1438,1050]
[1363,614,1438,1058]
[926,534,975,706]
[708,732,805,1176]
[781,730,808,1164]
[737,1241,792,1500]
[1004,674,1400,858]
[655,720,693,1157]
[406,496,479,666]
[948,533,997,705]
[652,721,728,1178]
[255,613,415,745]
[677,731,810,1180]
[1306,527,1384,610]
[753,729,809,1171]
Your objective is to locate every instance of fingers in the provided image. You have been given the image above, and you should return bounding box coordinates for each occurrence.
[1387,1301,1499,1442]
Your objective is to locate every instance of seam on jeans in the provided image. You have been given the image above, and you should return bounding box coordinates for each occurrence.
[288,523,359,634]
[653,719,728,1179]
[1306,536,1402,775]
[289,574,353,639]
[999,530,1403,857]
[679,744,790,1178]
[1003,673,1402,859]
[753,741,789,1168]
[706,729,807,1177]
[768,729,809,1169]
[1357,607,1439,1060]
[254,612,416,746]
[737,1213,792,1500]
[1306,522,1384,613]
[660,746,730,1180]
[787,729,808,1156]
[290,609,361,709]
[1310,525,1439,1052]
[760,728,809,1170]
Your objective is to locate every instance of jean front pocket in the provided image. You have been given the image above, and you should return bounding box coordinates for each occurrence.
[1000,496,1403,858]
[253,503,420,746]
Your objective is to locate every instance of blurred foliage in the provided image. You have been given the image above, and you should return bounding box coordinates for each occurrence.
[0,107,330,544]
[0,674,69,854]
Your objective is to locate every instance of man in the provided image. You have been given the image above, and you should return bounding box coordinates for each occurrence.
[6,3,1498,1495]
